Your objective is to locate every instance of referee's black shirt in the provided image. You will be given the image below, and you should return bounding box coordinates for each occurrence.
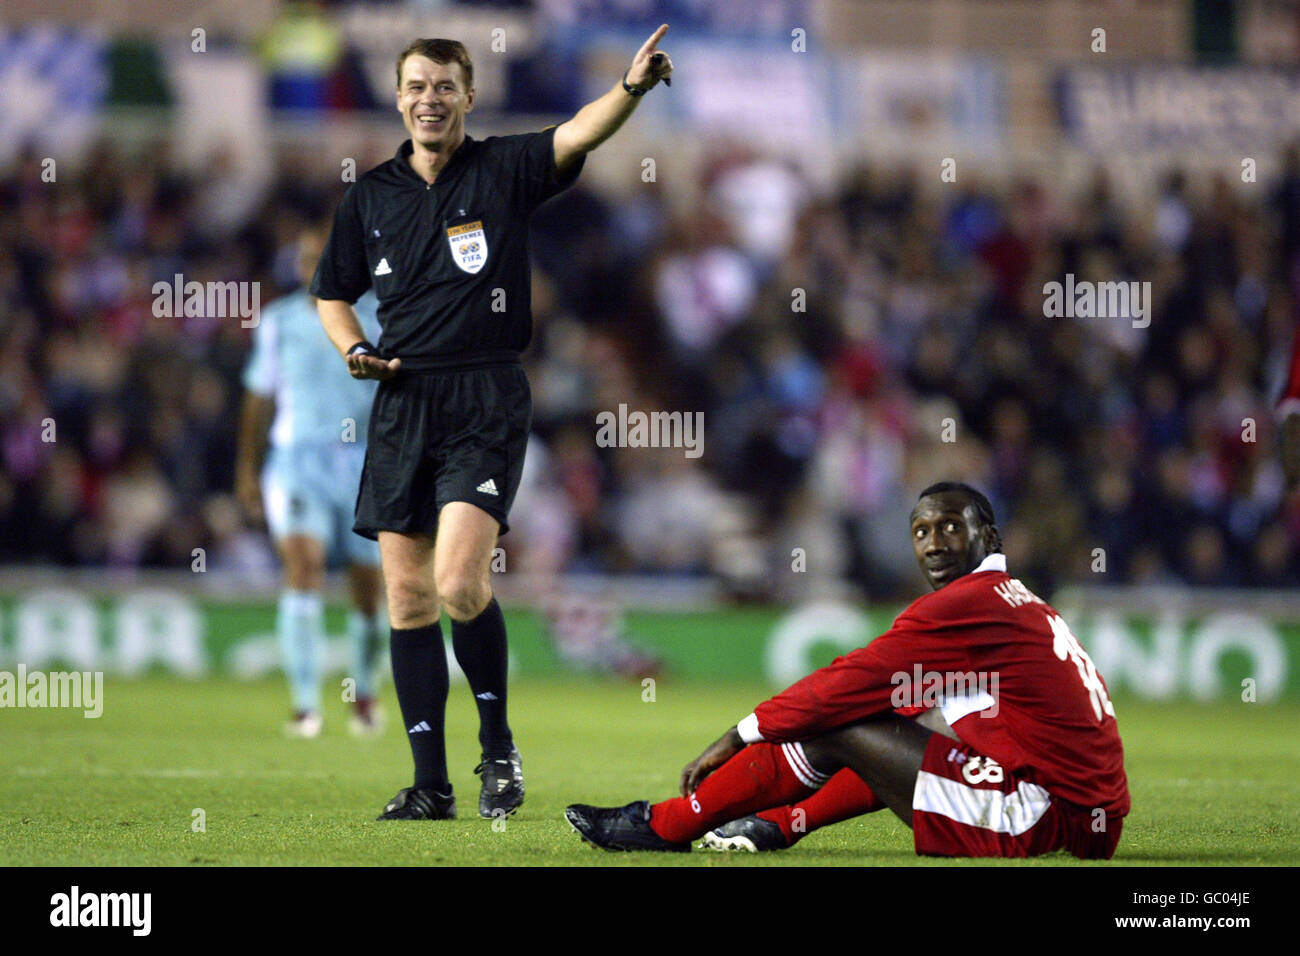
[311,126,584,371]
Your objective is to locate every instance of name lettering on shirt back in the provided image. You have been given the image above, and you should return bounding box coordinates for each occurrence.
[993,578,1045,609]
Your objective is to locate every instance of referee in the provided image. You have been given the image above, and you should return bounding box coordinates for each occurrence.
[312,27,674,820]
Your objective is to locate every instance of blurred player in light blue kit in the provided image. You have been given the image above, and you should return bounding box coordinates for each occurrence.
[236,224,386,737]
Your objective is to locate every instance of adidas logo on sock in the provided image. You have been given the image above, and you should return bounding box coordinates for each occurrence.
[407,720,432,734]
[476,478,499,496]
[374,257,392,276]
[475,692,499,701]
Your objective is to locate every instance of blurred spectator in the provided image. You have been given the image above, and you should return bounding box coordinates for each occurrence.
[652,212,758,365]
[259,1,345,111]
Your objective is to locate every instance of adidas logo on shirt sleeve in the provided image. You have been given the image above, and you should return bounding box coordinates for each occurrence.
[476,479,499,496]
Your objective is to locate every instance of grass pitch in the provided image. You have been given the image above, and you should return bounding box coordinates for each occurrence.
[1,676,1296,866]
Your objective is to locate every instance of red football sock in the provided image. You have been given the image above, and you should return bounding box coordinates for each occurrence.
[757,768,885,845]
[648,742,816,843]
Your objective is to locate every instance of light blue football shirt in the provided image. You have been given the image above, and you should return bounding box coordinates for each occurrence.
[243,290,382,448]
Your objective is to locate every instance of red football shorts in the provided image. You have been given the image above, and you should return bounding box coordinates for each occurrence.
[911,735,1122,859]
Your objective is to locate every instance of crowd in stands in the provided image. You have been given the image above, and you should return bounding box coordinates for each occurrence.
[2,133,1296,601]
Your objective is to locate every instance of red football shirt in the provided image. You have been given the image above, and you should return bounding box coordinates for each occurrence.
[742,555,1130,816]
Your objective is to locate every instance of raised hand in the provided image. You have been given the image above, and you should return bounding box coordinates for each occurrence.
[625,23,673,90]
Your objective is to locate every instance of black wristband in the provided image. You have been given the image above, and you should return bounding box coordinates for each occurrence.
[346,341,375,357]
[622,69,650,96]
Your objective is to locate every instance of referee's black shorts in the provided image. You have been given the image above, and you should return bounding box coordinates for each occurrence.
[353,356,531,540]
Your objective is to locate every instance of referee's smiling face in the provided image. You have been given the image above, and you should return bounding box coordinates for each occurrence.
[909,492,996,591]
[397,55,475,152]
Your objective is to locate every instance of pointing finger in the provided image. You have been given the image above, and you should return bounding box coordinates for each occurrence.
[638,23,668,57]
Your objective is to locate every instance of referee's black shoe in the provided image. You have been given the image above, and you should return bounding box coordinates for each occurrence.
[474,747,525,818]
[564,800,691,852]
[376,786,456,820]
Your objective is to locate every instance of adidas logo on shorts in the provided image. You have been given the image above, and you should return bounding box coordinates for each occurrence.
[476,479,499,496]
[374,258,392,276]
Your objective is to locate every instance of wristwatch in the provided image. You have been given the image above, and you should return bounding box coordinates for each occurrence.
[622,69,650,96]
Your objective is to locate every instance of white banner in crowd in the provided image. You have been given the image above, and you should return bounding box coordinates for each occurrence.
[841,52,1005,158]
[1059,66,1300,151]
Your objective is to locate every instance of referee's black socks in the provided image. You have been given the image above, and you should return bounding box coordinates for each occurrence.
[390,623,451,793]
[451,597,513,758]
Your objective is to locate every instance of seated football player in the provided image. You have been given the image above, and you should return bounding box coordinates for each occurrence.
[565,482,1129,859]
